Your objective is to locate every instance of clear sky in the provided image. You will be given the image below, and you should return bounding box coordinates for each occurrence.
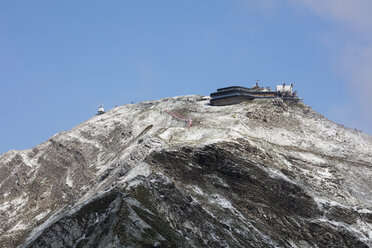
[1,0,372,154]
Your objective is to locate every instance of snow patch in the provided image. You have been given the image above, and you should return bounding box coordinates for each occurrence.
[187,185,205,196]
[263,167,296,184]
[210,194,234,209]
[126,178,145,189]
[20,151,38,168]
[297,152,326,164]
[66,170,73,188]
[10,196,25,206]
[353,207,372,214]
[35,209,51,221]
[8,221,27,232]
[0,150,17,164]
[120,162,151,183]
[317,168,333,179]
[314,197,345,209]
[0,201,10,211]
[66,131,102,149]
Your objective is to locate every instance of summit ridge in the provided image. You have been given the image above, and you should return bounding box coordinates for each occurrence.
[0,95,371,247]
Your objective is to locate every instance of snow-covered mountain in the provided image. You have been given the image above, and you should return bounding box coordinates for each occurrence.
[0,95,371,247]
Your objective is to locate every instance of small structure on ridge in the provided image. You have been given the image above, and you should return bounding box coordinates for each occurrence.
[97,103,105,115]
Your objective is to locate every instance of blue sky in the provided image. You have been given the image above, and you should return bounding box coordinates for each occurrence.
[1,0,371,154]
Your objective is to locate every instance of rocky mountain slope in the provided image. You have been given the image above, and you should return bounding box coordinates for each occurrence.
[0,95,371,248]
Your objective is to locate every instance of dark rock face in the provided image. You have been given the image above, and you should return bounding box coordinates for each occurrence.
[146,143,369,248]
[25,189,189,248]
[24,142,370,248]
[27,192,122,248]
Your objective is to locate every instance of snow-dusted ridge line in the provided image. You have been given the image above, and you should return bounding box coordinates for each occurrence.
[0,94,371,247]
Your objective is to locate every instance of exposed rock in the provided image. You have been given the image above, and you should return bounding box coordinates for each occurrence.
[272,97,284,107]
[0,95,371,247]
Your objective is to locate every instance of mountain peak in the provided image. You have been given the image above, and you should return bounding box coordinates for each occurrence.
[1,95,371,247]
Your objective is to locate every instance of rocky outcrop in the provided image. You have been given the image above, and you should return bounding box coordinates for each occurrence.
[1,95,371,247]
